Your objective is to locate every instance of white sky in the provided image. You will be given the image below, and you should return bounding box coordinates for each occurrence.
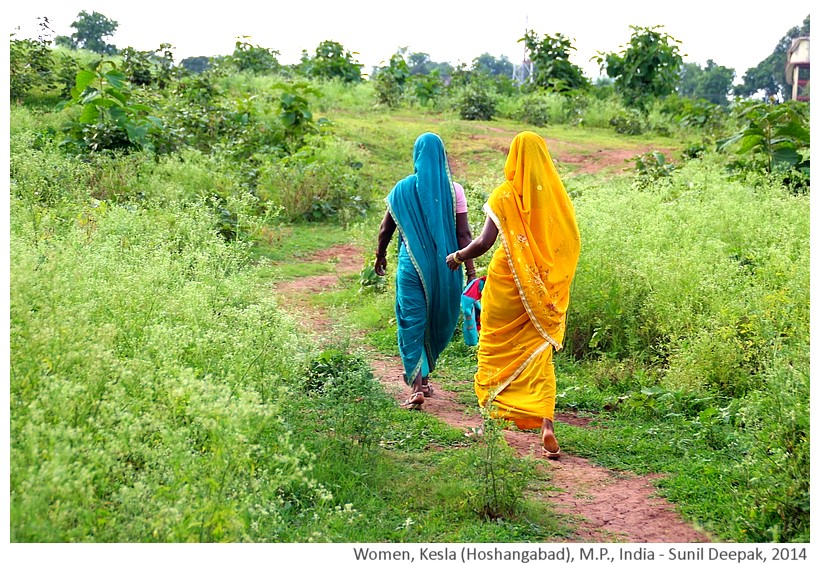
[6,1,812,81]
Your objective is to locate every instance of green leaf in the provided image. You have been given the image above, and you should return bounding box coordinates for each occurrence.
[104,87,128,104]
[715,133,743,152]
[772,147,801,167]
[79,89,101,105]
[775,121,810,145]
[91,98,118,109]
[102,70,127,90]
[109,106,128,125]
[78,103,99,124]
[74,69,97,92]
[736,134,764,155]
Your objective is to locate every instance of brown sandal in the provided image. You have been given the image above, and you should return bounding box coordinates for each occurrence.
[401,391,424,410]
[542,429,561,459]
[541,446,561,459]
[422,382,434,397]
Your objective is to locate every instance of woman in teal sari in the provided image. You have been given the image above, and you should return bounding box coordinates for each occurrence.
[374,133,476,409]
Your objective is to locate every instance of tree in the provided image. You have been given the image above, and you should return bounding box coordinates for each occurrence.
[678,60,735,106]
[10,17,57,100]
[307,40,362,82]
[472,53,514,77]
[230,38,280,74]
[408,52,434,75]
[520,31,589,93]
[594,25,683,110]
[406,51,453,80]
[55,10,118,55]
[372,52,410,107]
[734,15,810,100]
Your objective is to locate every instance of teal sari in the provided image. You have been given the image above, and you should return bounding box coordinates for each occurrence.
[386,133,463,386]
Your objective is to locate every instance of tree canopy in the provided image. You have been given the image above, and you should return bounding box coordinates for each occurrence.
[678,60,735,106]
[55,10,118,55]
[305,40,363,82]
[734,15,810,100]
[519,31,589,93]
[594,25,683,110]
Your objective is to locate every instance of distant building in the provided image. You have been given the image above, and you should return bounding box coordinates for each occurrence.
[785,37,809,101]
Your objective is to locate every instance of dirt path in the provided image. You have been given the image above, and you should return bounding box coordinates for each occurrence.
[273,244,713,543]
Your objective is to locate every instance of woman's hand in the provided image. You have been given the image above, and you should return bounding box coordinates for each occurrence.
[445,252,462,271]
[375,254,388,276]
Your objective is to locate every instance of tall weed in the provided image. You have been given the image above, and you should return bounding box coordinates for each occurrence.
[9,198,331,541]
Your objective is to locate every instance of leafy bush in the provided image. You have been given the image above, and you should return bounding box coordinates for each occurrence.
[454,84,497,121]
[256,138,369,224]
[304,40,363,83]
[627,150,676,188]
[227,38,281,74]
[58,60,163,153]
[609,109,645,135]
[717,99,810,191]
[10,28,57,101]
[372,53,410,108]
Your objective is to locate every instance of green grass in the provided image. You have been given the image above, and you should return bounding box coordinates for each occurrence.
[10,75,808,543]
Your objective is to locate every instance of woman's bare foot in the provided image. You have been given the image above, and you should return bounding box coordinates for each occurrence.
[541,418,561,459]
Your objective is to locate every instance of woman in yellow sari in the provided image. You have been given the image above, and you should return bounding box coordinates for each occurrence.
[445,131,580,458]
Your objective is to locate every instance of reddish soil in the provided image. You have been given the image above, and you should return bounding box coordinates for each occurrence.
[274,243,714,543]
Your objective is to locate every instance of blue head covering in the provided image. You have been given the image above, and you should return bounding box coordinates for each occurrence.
[386,132,463,382]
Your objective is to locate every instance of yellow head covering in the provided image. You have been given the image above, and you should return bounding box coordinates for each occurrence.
[485,131,581,349]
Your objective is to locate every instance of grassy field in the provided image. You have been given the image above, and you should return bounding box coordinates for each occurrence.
[9,77,809,544]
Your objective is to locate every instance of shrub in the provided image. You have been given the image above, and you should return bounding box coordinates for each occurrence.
[454,84,497,121]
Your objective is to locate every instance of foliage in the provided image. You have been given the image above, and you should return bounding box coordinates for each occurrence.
[273,81,331,150]
[716,99,810,184]
[627,150,676,188]
[179,56,211,74]
[677,60,735,106]
[372,52,410,108]
[359,264,387,294]
[514,91,587,126]
[472,53,514,77]
[734,15,810,100]
[609,109,645,135]
[9,192,324,540]
[9,40,812,542]
[406,51,454,79]
[567,156,809,398]
[304,40,363,83]
[594,25,683,110]
[10,20,59,101]
[454,81,498,121]
[228,38,281,74]
[55,10,118,54]
[455,413,531,520]
[519,30,589,93]
[660,94,729,137]
[256,138,369,224]
[410,70,445,107]
[120,43,180,88]
[59,60,163,153]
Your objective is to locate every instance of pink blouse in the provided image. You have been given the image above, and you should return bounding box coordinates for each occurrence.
[454,182,468,214]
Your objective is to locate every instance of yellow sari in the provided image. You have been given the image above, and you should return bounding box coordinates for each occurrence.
[475,132,581,429]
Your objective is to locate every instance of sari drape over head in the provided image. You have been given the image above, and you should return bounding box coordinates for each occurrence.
[475,131,581,428]
[386,133,463,385]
